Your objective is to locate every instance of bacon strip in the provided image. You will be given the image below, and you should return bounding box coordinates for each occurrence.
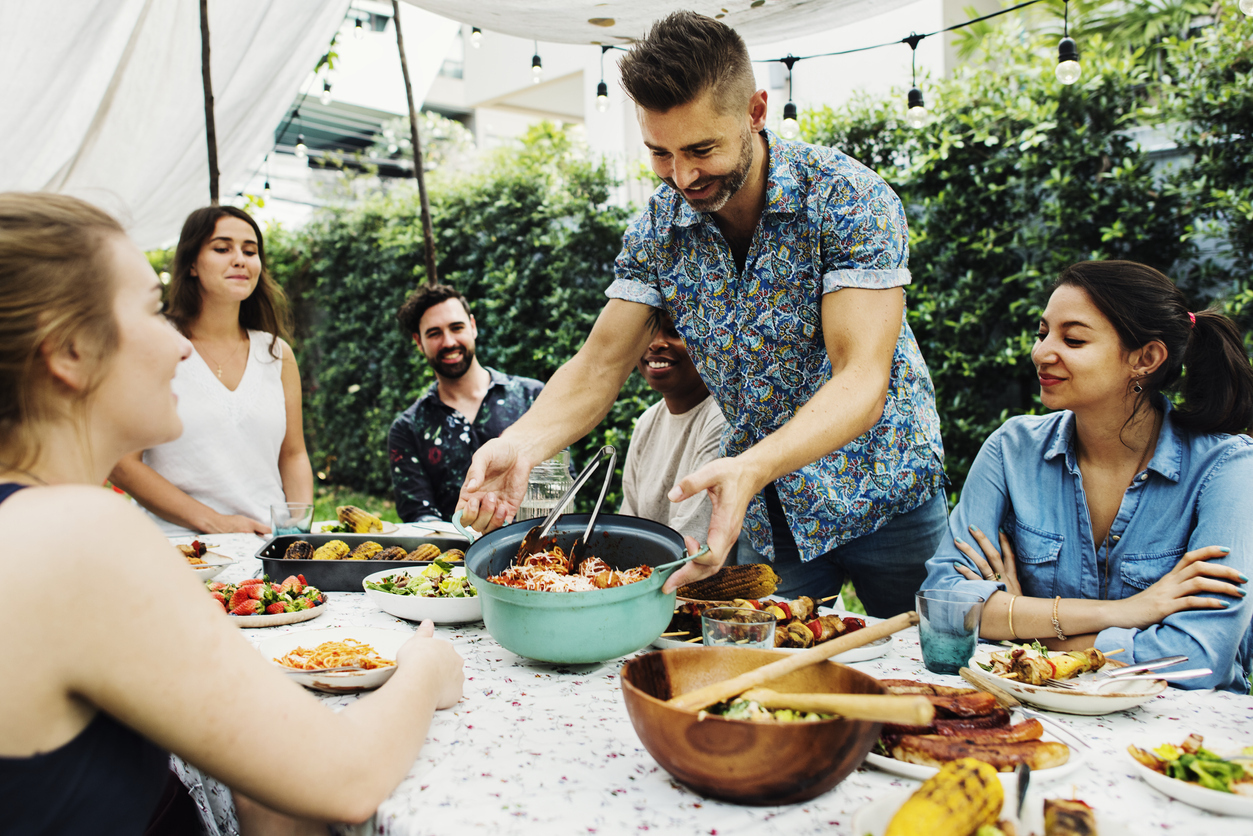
[891,735,1070,771]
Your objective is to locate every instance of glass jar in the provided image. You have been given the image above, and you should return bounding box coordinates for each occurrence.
[516,449,574,521]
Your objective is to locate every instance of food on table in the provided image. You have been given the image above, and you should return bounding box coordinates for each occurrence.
[980,645,1106,686]
[877,680,1070,772]
[701,697,833,723]
[885,757,1003,836]
[406,543,441,562]
[663,597,866,648]
[486,546,653,592]
[435,548,464,562]
[177,539,209,565]
[312,539,350,560]
[376,546,407,561]
[347,540,384,561]
[336,504,384,534]
[365,560,478,599]
[1128,733,1253,795]
[284,540,314,560]
[206,575,326,616]
[274,637,395,671]
[676,563,780,600]
[1043,798,1099,836]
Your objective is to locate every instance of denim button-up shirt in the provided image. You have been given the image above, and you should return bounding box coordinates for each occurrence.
[923,404,1253,693]
[606,130,945,562]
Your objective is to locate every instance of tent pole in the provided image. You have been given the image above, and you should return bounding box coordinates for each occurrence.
[199,0,220,206]
[391,0,439,285]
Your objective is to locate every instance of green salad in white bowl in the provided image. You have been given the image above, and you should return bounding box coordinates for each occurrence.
[362,561,481,623]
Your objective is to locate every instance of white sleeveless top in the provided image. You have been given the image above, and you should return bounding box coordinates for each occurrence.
[143,330,288,536]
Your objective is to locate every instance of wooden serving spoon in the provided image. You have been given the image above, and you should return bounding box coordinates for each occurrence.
[667,610,919,711]
[737,688,935,725]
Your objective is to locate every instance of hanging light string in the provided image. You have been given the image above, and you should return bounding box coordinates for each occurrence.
[596,45,611,112]
[1056,0,1082,84]
[905,34,927,128]
[779,55,799,139]
[532,39,543,83]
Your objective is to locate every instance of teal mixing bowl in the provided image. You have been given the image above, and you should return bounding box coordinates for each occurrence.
[457,513,700,664]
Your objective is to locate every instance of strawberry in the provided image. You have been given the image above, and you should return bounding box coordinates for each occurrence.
[231,600,263,616]
[207,581,229,592]
[238,578,265,588]
[264,601,287,615]
[210,591,227,606]
[228,588,253,610]
[279,576,304,595]
[297,574,307,586]
[246,584,267,601]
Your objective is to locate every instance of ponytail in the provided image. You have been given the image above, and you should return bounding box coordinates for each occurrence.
[1174,309,1253,436]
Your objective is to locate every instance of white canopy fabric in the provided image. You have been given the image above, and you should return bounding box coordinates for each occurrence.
[1,0,351,249]
[402,0,917,45]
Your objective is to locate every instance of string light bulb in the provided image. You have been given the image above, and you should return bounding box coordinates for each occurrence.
[263,179,271,197]
[780,101,800,140]
[353,17,364,39]
[905,87,928,129]
[596,81,609,112]
[1240,0,1252,15]
[532,42,542,83]
[471,27,482,46]
[294,134,307,160]
[1055,1,1081,85]
[779,55,800,140]
[319,81,333,106]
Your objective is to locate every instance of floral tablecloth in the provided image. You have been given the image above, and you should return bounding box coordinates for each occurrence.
[188,532,1253,836]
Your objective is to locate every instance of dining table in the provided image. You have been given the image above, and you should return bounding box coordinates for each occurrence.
[184,531,1253,836]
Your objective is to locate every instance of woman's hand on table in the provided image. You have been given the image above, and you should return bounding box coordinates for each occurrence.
[456,438,531,534]
[199,512,271,536]
[954,525,1022,596]
[397,620,464,709]
[1113,545,1245,630]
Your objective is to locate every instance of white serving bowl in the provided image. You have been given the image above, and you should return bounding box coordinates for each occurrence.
[361,566,482,624]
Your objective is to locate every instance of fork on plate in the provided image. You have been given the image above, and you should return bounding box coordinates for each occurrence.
[1043,654,1188,688]
[1046,668,1211,690]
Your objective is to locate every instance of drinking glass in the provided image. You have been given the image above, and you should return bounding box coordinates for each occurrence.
[701,607,776,648]
[916,589,986,675]
[270,502,314,536]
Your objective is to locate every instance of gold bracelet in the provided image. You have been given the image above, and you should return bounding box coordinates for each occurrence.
[1007,594,1018,640]
[1051,596,1068,641]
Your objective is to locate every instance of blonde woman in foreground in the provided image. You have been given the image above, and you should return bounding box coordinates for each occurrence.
[0,193,464,834]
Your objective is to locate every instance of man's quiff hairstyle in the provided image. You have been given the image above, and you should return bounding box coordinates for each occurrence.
[397,283,471,336]
[619,11,756,114]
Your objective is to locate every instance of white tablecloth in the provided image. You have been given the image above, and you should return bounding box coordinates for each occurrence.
[192,533,1253,835]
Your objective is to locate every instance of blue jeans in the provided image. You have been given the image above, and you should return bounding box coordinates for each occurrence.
[742,486,949,619]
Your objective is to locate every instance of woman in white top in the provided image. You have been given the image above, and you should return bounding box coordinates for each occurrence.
[110,206,313,535]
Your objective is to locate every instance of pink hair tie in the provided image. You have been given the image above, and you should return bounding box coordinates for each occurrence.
[1188,311,1196,328]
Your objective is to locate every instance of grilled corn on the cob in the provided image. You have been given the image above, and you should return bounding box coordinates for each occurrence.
[347,541,384,560]
[311,540,350,561]
[405,543,441,562]
[337,505,384,534]
[884,757,1002,836]
[439,548,465,563]
[677,564,780,601]
[283,541,314,560]
[376,546,408,561]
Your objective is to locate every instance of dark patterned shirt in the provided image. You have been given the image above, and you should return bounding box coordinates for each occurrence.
[389,367,543,522]
[607,129,945,562]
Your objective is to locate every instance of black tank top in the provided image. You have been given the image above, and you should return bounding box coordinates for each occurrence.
[0,483,168,834]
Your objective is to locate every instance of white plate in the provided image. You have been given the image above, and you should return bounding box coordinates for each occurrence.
[362,567,482,624]
[188,550,235,581]
[1128,751,1253,818]
[852,785,1131,836]
[865,711,1086,784]
[229,601,326,628]
[257,626,410,693]
[965,647,1168,715]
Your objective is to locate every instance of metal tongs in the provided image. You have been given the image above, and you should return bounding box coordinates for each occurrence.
[515,445,617,562]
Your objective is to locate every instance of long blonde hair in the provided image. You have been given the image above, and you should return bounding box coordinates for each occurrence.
[0,192,125,469]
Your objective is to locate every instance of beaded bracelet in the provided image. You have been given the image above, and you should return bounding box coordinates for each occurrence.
[1007,594,1019,640]
[1051,596,1068,641]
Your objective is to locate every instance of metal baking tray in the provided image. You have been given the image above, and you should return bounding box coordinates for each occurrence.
[255,532,469,592]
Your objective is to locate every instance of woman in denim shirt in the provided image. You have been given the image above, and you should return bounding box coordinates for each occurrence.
[922,261,1253,693]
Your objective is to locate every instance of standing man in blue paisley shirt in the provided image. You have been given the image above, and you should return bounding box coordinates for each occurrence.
[457,11,947,616]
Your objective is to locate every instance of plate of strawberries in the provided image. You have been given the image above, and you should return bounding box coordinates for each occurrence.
[206,575,328,627]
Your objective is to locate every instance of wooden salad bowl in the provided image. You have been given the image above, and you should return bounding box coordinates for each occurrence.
[620,647,886,806]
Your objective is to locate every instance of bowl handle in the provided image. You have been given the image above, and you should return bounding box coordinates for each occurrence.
[655,545,710,574]
[450,514,481,542]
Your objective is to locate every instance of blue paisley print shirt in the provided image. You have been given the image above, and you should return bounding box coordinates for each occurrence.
[606,130,945,562]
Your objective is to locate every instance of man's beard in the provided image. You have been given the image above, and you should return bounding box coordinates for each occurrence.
[426,345,474,379]
[668,126,754,214]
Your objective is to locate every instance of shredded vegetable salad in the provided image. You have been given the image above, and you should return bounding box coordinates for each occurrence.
[365,560,477,599]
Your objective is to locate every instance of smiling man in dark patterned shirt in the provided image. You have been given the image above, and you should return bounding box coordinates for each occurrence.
[388,284,543,523]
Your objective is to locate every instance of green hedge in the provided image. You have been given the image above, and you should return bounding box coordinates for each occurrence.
[269,124,650,509]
